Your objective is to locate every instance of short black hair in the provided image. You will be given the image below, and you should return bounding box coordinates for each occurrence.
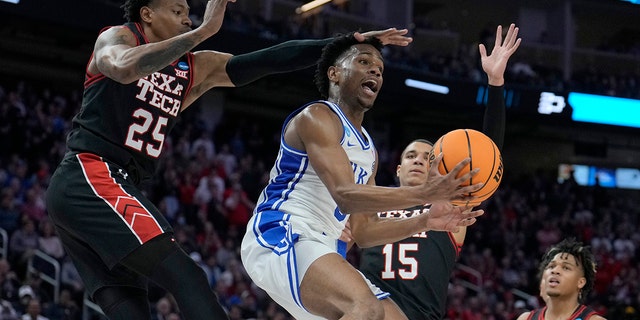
[314,32,383,99]
[538,238,597,303]
[122,0,153,22]
[400,139,433,160]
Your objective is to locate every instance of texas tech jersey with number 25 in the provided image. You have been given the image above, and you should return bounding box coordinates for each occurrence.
[67,22,194,181]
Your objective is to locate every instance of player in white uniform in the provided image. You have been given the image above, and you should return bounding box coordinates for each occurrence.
[241,33,485,320]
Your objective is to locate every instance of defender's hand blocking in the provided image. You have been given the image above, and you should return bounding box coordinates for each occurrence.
[199,0,235,38]
[355,28,413,47]
[479,23,521,86]
[426,202,484,233]
[423,153,484,203]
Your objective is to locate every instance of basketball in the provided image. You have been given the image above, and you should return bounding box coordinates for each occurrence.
[428,129,503,206]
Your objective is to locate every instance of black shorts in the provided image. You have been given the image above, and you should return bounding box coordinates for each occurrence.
[46,152,173,297]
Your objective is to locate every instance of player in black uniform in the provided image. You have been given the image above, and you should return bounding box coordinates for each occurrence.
[44,0,413,319]
[351,24,521,320]
[516,238,606,320]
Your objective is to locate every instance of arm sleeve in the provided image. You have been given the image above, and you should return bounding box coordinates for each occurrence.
[225,38,333,87]
[482,85,506,150]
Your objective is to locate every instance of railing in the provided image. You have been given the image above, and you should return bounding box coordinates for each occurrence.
[0,228,7,259]
[82,291,106,320]
[27,249,60,303]
[454,263,534,303]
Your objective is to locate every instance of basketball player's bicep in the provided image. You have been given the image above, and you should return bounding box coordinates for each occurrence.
[93,28,137,81]
[297,107,355,194]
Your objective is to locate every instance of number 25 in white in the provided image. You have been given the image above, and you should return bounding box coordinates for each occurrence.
[381,243,418,280]
[125,108,168,158]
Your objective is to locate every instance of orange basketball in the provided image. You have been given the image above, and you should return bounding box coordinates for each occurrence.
[428,129,503,206]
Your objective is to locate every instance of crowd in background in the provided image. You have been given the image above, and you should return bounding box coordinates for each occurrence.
[0,5,640,320]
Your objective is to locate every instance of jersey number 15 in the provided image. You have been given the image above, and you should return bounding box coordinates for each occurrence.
[381,243,419,280]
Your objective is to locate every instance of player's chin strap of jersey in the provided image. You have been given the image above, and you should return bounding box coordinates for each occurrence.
[225,38,333,87]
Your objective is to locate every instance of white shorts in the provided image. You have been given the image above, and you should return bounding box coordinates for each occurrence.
[241,210,389,319]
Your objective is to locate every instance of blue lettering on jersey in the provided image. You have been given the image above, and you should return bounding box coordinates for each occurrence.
[333,206,347,222]
[355,166,367,184]
[350,162,369,184]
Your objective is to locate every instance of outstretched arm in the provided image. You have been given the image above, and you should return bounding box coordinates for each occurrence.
[225,28,414,87]
[187,28,414,106]
[479,23,521,150]
[349,201,482,248]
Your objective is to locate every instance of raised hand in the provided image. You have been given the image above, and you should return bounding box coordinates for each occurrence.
[355,28,413,47]
[425,202,484,233]
[198,0,236,38]
[479,23,521,86]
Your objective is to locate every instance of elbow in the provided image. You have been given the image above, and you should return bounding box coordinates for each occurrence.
[98,62,141,84]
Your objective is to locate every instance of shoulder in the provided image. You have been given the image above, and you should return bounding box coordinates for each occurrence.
[588,315,606,320]
[294,101,340,125]
[95,24,137,48]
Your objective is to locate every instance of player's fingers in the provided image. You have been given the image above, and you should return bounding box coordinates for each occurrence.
[428,153,444,175]
[478,44,487,58]
[457,217,477,227]
[494,25,503,49]
[458,182,484,194]
[447,157,471,177]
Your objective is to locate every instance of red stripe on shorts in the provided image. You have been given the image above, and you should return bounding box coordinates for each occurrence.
[77,153,163,244]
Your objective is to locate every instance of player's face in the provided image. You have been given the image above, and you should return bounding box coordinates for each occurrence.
[145,0,193,39]
[542,253,586,299]
[332,44,383,109]
[397,141,432,187]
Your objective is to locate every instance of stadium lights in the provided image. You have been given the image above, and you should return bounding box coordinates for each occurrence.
[296,0,332,14]
[404,79,450,95]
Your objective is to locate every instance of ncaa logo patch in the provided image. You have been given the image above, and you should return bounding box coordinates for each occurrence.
[177,61,189,70]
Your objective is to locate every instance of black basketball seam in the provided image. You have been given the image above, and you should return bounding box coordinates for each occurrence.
[465,130,472,197]
[440,136,449,174]
[476,143,502,200]
[480,138,498,187]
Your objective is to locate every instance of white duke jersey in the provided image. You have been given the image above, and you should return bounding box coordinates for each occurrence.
[254,100,376,239]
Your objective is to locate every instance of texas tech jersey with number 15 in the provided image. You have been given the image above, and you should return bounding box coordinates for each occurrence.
[67,22,194,182]
[359,205,461,320]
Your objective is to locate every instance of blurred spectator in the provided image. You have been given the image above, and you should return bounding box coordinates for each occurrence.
[20,297,49,320]
[0,188,21,235]
[37,219,64,260]
[9,217,39,273]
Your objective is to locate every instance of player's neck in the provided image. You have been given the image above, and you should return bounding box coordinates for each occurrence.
[545,297,580,320]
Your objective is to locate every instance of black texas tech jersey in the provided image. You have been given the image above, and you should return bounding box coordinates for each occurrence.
[359,205,461,320]
[67,22,194,182]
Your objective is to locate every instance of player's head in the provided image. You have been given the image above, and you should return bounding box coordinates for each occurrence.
[396,139,433,187]
[122,0,192,37]
[315,33,384,106]
[537,238,596,303]
[122,0,153,22]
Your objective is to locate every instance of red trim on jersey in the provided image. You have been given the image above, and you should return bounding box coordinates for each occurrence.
[77,153,164,244]
[183,52,195,99]
[446,232,462,258]
[133,22,148,44]
[527,305,599,320]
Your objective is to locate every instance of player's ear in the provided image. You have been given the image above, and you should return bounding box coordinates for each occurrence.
[577,277,586,290]
[140,6,153,23]
[327,66,340,83]
[396,165,401,177]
